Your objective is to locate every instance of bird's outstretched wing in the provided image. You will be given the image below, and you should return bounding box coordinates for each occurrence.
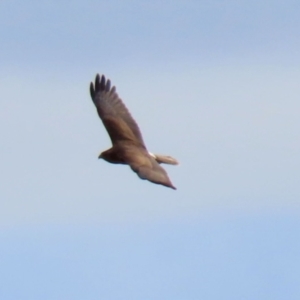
[130,155,176,190]
[90,74,146,148]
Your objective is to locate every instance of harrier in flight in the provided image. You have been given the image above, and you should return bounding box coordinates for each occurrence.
[89,74,178,190]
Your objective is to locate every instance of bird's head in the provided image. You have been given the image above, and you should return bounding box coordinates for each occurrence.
[98,148,123,164]
[98,149,112,162]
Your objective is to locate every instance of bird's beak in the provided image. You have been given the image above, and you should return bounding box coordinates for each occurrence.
[98,153,102,159]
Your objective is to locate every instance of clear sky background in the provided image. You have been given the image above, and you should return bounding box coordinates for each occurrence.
[1,0,300,299]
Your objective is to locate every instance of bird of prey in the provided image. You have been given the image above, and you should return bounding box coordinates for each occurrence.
[89,74,178,190]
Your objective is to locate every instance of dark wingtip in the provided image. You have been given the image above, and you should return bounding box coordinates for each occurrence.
[100,74,105,88]
[165,181,177,190]
[110,86,116,94]
[106,79,111,92]
[93,73,112,93]
[90,82,95,99]
[95,73,100,90]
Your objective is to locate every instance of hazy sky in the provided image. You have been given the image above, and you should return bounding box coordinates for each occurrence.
[1,1,300,299]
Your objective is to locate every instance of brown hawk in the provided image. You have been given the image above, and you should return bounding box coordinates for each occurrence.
[90,74,178,190]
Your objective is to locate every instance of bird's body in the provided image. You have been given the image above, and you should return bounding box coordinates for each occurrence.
[89,74,177,190]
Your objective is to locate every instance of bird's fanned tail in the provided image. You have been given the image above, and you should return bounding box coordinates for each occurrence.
[149,153,179,165]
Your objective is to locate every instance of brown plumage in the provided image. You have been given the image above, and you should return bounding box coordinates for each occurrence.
[89,74,178,190]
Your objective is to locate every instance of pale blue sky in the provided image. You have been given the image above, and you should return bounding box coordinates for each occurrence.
[0,1,300,299]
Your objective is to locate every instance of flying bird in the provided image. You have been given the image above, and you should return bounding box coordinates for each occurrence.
[89,74,178,189]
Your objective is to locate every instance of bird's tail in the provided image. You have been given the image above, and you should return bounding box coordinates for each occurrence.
[149,152,179,165]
